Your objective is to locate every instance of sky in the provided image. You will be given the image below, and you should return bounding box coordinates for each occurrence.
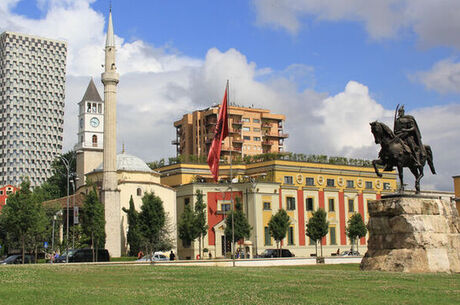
[1,0,459,191]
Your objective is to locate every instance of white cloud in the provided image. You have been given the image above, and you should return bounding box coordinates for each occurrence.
[411,58,460,94]
[252,0,460,49]
[1,1,459,191]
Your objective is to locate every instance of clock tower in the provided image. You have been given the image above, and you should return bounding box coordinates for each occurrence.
[75,78,104,188]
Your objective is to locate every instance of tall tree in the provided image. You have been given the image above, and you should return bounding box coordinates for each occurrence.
[139,192,173,257]
[1,178,47,264]
[194,190,208,259]
[178,203,198,249]
[225,197,251,256]
[81,186,106,261]
[346,213,367,253]
[268,208,290,257]
[122,196,142,256]
[306,208,329,257]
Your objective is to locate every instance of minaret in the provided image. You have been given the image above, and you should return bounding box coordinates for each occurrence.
[101,8,121,257]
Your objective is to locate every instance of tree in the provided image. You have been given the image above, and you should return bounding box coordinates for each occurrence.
[1,178,47,264]
[46,150,77,198]
[122,196,142,256]
[306,208,329,257]
[81,186,106,262]
[139,192,173,258]
[346,213,367,253]
[268,209,290,257]
[194,190,208,259]
[178,203,198,249]
[225,197,251,257]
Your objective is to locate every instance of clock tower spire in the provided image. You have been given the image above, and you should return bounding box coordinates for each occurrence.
[101,8,121,257]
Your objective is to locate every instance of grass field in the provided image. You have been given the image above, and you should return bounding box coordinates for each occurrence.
[0,263,458,305]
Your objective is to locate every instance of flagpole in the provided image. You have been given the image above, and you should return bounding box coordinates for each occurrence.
[228,80,235,267]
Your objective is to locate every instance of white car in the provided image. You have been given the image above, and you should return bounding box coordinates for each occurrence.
[136,252,169,262]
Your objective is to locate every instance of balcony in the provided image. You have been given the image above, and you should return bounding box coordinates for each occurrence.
[261,123,272,129]
[229,128,241,134]
[221,146,242,153]
[232,137,243,143]
[262,140,274,146]
[232,120,242,125]
[205,118,217,125]
[263,132,289,138]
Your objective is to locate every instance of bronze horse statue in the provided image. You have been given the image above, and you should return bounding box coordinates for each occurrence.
[370,121,436,193]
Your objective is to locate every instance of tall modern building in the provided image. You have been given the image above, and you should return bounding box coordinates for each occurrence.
[0,31,67,187]
[173,106,288,158]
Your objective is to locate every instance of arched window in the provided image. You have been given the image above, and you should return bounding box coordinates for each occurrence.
[87,102,91,112]
[98,103,102,113]
[137,188,142,196]
[92,135,97,147]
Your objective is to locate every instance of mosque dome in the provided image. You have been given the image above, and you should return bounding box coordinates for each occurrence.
[95,152,156,173]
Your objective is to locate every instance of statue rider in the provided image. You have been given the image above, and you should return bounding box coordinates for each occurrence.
[393,105,426,167]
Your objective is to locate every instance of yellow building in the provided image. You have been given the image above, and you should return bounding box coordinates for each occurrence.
[158,159,397,259]
[172,106,287,158]
[454,176,460,214]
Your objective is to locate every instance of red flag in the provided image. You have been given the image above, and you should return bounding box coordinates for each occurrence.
[207,83,229,181]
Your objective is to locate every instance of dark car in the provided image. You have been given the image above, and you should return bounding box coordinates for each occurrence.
[55,249,110,263]
[259,249,295,258]
[0,254,35,264]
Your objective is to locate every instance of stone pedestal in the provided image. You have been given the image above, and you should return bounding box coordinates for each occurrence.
[360,195,460,273]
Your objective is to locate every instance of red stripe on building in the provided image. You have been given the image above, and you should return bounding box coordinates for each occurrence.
[338,191,346,245]
[297,190,305,246]
[318,190,326,245]
[279,188,282,209]
[376,193,381,200]
[358,193,366,245]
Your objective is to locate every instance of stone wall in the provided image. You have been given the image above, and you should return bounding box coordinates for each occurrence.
[360,195,460,273]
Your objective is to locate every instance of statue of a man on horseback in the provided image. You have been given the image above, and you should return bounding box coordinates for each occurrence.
[394,105,426,168]
[370,105,436,193]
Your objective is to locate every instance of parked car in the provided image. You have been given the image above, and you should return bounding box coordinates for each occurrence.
[0,254,35,264]
[136,252,169,262]
[55,248,110,263]
[341,250,360,256]
[258,249,295,258]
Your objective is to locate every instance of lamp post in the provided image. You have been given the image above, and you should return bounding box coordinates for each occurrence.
[70,179,77,250]
[51,210,62,257]
[59,155,70,263]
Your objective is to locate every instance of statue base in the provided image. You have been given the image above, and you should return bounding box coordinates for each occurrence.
[360,196,460,273]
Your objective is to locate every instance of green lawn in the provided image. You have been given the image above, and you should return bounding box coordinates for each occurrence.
[0,264,458,305]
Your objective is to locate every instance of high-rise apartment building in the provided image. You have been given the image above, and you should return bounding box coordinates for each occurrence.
[0,31,67,187]
[173,106,288,158]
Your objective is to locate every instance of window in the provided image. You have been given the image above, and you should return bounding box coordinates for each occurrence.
[328,198,335,212]
[184,198,190,206]
[98,103,102,113]
[87,103,91,112]
[306,198,314,211]
[92,135,97,147]
[221,203,231,212]
[330,227,337,245]
[253,119,260,123]
[383,182,391,190]
[306,177,314,186]
[288,227,294,245]
[365,181,373,189]
[346,180,354,188]
[264,227,271,245]
[348,199,354,212]
[284,176,293,185]
[253,128,260,132]
[243,136,250,140]
[242,127,250,132]
[253,137,261,141]
[263,201,271,210]
[242,118,250,122]
[137,188,142,196]
[287,197,296,210]
[309,237,316,245]
[327,179,335,187]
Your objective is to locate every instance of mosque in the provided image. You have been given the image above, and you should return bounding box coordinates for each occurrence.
[74,10,176,257]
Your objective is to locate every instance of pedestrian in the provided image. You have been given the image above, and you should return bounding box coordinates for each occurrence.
[169,250,175,261]
[208,252,212,259]
[137,250,144,259]
[336,248,340,255]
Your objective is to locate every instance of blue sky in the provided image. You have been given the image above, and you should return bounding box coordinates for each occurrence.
[2,0,460,191]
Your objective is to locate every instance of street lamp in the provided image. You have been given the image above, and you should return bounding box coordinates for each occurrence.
[59,155,71,263]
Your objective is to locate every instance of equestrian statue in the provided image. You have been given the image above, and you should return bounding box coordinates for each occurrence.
[370,105,436,193]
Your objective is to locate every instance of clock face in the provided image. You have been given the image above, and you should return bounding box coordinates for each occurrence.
[90,117,100,127]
